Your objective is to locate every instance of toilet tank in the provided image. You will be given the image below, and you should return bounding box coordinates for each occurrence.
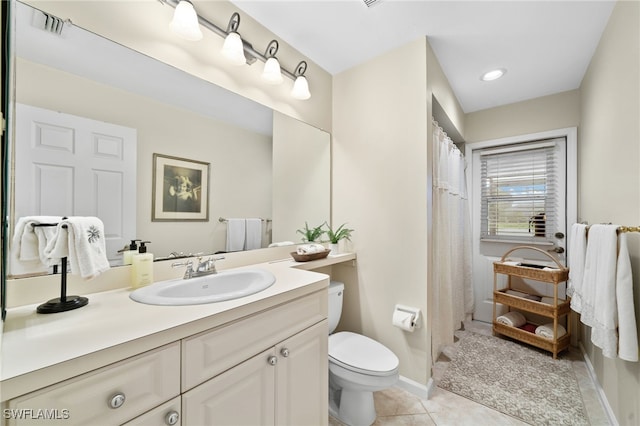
[328,281,344,334]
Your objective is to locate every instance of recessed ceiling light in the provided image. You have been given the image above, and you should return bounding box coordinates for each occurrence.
[481,69,506,81]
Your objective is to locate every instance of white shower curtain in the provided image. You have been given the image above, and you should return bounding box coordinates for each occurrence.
[431,120,473,360]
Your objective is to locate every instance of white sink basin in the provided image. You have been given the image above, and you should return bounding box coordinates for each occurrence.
[129,269,276,306]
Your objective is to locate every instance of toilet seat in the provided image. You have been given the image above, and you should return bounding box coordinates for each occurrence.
[329,332,399,377]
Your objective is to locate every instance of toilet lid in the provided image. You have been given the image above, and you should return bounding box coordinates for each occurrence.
[329,332,399,375]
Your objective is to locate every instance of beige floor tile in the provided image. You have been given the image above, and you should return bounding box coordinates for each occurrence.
[373,414,436,425]
[374,387,428,416]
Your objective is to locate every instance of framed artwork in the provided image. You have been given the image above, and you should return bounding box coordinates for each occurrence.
[152,153,210,221]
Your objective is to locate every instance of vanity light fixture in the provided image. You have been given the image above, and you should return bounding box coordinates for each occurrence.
[291,61,311,100]
[262,40,284,85]
[221,12,246,66]
[481,68,506,81]
[161,0,311,99]
[169,0,203,41]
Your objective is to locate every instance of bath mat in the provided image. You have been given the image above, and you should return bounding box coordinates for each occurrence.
[438,332,589,425]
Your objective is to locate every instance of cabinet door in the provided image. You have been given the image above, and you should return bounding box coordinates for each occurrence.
[182,348,276,426]
[276,320,328,426]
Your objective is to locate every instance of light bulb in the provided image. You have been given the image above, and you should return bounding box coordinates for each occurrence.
[169,0,203,41]
[292,76,311,100]
[262,57,283,85]
[222,32,246,66]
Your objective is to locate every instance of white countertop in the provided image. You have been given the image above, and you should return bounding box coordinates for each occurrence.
[0,253,355,401]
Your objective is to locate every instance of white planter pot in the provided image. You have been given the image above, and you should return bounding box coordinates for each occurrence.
[329,243,340,255]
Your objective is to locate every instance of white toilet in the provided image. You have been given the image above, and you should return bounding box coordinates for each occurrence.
[328,281,399,426]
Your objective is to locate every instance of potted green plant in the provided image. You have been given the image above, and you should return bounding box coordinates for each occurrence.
[296,222,325,243]
[325,222,354,255]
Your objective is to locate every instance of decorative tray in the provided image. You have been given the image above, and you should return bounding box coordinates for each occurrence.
[290,249,331,262]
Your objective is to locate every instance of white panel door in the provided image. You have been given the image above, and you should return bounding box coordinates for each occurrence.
[14,103,137,265]
[468,130,577,323]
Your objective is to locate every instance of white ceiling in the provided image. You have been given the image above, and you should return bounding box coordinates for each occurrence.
[229,0,616,112]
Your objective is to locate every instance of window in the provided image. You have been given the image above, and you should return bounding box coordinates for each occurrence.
[479,139,561,242]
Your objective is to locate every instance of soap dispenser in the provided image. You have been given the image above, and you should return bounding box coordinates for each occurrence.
[122,239,141,265]
[131,241,153,288]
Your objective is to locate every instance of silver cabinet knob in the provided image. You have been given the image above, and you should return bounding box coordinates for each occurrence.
[268,355,278,366]
[165,410,180,425]
[108,393,126,409]
[280,348,290,358]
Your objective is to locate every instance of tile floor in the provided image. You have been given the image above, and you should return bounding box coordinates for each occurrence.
[330,321,611,426]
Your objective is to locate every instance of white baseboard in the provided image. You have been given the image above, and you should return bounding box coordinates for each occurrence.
[579,342,619,426]
[396,375,431,400]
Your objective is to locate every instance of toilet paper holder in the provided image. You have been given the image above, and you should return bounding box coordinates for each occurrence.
[393,304,422,330]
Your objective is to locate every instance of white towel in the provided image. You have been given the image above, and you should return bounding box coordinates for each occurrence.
[296,243,326,255]
[225,219,246,252]
[12,216,62,262]
[535,323,567,340]
[11,216,63,275]
[45,217,110,280]
[567,223,588,312]
[245,218,262,250]
[615,233,638,362]
[496,311,527,327]
[580,224,619,358]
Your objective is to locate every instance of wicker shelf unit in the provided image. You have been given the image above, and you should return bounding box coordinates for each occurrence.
[493,246,571,359]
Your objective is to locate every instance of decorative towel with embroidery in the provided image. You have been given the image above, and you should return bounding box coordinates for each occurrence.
[45,217,110,280]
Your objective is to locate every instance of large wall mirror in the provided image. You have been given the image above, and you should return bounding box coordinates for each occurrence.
[5,0,330,281]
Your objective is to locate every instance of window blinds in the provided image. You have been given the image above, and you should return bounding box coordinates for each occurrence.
[480,142,558,242]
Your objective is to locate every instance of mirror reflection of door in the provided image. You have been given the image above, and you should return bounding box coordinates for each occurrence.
[470,133,576,323]
[13,103,137,275]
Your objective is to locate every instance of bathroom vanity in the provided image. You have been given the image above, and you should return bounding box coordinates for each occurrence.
[0,253,355,425]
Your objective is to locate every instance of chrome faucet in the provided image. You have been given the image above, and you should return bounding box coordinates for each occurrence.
[171,260,194,279]
[172,256,225,279]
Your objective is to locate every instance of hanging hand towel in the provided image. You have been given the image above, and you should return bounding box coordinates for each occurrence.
[11,216,62,274]
[46,217,110,280]
[245,218,262,250]
[568,223,588,312]
[225,218,246,252]
[581,224,619,358]
[496,311,527,327]
[615,233,638,362]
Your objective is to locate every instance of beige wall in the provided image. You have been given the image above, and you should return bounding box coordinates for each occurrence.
[465,89,580,143]
[16,58,272,259]
[272,111,330,243]
[333,36,460,385]
[427,41,465,141]
[578,1,640,424]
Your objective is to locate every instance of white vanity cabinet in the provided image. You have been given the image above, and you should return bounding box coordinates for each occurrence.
[3,287,329,426]
[183,320,328,426]
[5,343,180,426]
[181,289,328,426]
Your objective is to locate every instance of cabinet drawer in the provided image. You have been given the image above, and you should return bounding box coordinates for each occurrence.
[6,343,180,426]
[182,290,327,390]
[123,396,181,426]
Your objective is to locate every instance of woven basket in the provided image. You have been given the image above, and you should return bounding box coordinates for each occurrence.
[494,246,569,283]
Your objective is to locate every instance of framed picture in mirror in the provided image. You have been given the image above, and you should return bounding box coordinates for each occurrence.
[152,153,210,221]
